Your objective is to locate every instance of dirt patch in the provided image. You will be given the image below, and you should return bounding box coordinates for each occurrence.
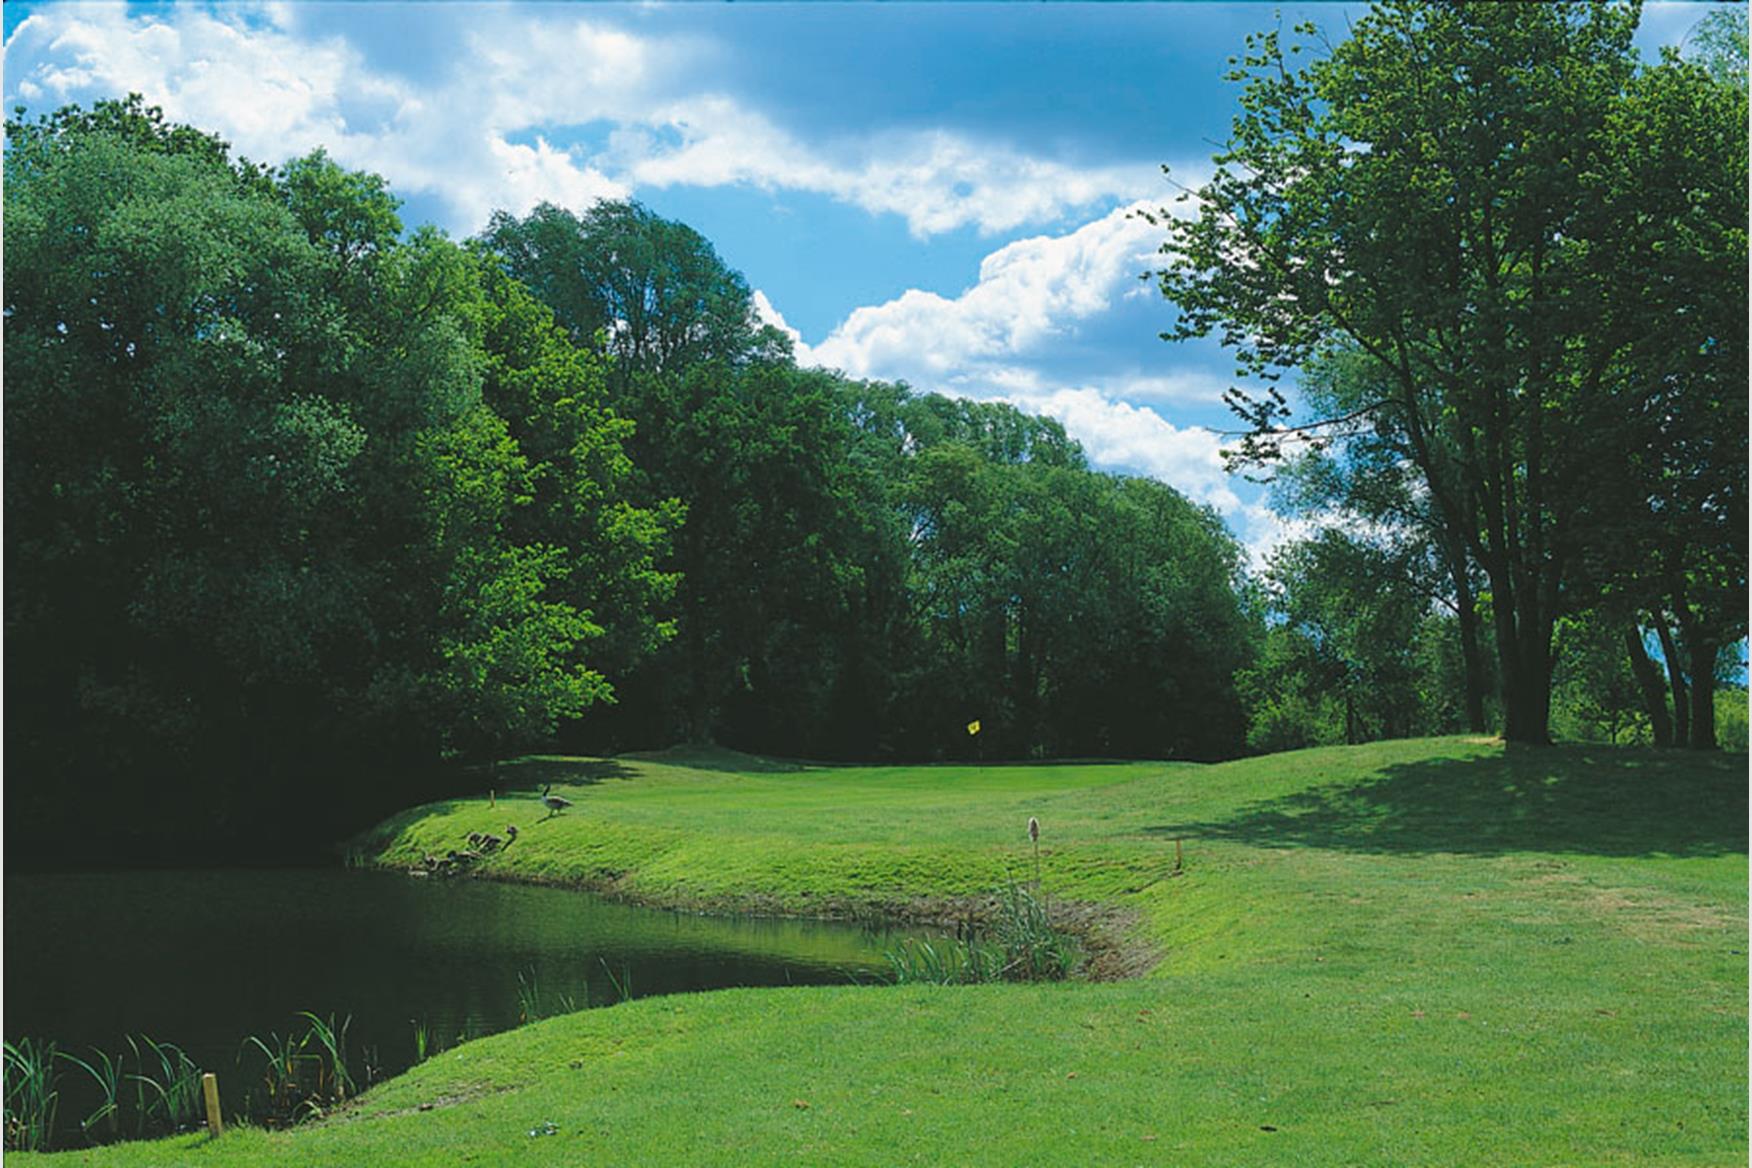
[332,1082,517,1123]
[1519,868,1743,941]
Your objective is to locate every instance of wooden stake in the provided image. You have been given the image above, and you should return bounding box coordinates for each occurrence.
[202,1072,224,1138]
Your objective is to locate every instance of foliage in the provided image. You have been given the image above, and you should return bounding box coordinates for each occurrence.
[1153,2,1746,745]
[3,99,664,855]
[1239,529,1483,752]
[1715,686,1749,752]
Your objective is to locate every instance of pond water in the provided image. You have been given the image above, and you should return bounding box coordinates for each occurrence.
[5,868,914,1135]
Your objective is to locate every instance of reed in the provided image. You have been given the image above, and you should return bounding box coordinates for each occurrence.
[992,879,1078,981]
[240,1028,303,1126]
[410,1018,433,1064]
[128,1035,203,1135]
[58,1046,123,1143]
[597,957,634,1005]
[516,968,543,1025]
[882,936,1006,985]
[296,1013,355,1105]
[3,1037,61,1152]
[240,1013,354,1126]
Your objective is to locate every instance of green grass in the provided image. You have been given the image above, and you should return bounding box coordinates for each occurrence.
[17,737,1746,1165]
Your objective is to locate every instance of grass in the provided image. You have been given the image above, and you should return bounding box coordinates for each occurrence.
[13,737,1746,1165]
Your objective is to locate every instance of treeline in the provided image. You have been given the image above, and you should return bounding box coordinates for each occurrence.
[4,99,1251,859]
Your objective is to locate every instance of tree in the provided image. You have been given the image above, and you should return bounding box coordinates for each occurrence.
[4,100,661,853]
[1245,531,1459,747]
[479,200,782,381]
[1274,347,1494,732]
[893,416,1252,761]
[1153,2,1744,744]
[1603,44,1749,749]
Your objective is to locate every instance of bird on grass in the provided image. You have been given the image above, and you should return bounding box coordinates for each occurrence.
[540,783,574,818]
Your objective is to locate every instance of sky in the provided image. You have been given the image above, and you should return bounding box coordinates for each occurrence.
[2,1,1716,562]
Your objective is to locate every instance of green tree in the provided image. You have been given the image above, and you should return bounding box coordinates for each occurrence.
[893,417,1251,761]
[4,100,660,851]
[1274,348,1493,732]
[1249,532,1451,746]
[1153,1,1743,744]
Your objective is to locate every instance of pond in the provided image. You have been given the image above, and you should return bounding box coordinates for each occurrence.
[4,868,916,1140]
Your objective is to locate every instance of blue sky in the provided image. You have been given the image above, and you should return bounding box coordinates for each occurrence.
[2,1,1714,560]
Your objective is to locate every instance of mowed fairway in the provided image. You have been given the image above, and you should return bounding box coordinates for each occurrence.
[27,738,1747,1166]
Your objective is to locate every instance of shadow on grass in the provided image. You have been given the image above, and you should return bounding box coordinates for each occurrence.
[497,756,637,789]
[1145,745,1748,858]
[346,799,473,854]
[621,745,809,774]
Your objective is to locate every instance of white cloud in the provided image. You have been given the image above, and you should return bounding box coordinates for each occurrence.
[1006,386,1238,508]
[625,103,1163,237]
[803,200,1171,380]
[992,383,1297,569]
[4,3,1167,238]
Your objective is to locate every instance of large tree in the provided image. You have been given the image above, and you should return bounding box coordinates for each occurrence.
[4,100,658,853]
[1154,1,1744,743]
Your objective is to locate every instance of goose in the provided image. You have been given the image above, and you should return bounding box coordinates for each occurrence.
[540,784,574,817]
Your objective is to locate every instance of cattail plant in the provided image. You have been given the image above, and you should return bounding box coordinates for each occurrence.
[1027,817,1041,889]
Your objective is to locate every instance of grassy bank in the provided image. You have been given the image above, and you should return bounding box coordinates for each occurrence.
[16,738,1747,1165]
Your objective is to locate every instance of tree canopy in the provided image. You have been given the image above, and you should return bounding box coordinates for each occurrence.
[1153,0,1747,745]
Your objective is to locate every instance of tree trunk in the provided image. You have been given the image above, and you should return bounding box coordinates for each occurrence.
[1488,565,1553,745]
[1684,635,1718,751]
[1445,539,1489,733]
[1623,626,1673,746]
[1655,620,1690,747]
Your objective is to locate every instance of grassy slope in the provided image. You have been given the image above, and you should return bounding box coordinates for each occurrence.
[25,738,1747,1166]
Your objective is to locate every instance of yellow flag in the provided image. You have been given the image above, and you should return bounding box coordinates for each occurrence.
[966,719,982,736]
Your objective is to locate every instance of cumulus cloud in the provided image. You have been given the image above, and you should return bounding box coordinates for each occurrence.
[1007,387,1237,507]
[4,3,1162,237]
[803,200,1170,380]
[624,103,1161,237]
[1009,388,1307,567]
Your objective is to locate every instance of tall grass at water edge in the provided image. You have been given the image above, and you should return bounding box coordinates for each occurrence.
[885,881,1080,986]
[239,1013,354,1128]
[58,1047,122,1142]
[3,1037,60,1152]
[4,1034,209,1152]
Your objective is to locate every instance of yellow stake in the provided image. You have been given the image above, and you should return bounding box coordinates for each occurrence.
[202,1072,224,1138]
